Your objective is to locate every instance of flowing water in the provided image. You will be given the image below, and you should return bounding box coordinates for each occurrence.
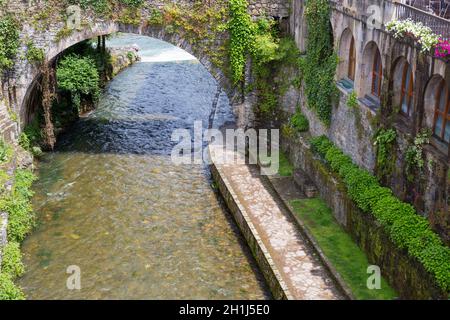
[18,34,270,299]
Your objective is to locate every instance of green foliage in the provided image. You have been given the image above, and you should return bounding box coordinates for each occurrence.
[347,91,358,109]
[68,0,109,14]
[253,33,279,65]
[278,151,294,177]
[227,0,255,83]
[148,8,164,25]
[1,242,25,279]
[405,130,430,181]
[300,0,338,125]
[310,135,334,158]
[0,273,25,300]
[290,112,309,132]
[253,37,301,115]
[373,128,397,176]
[309,135,450,292]
[0,138,12,164]
[20,116,44,156]
[25,41,45,64]
[0,15,20,72]
[357,185,393,213]
[57,54,100,110]
[1,169,37,243]
[119,0,144,8]
[18,133,31,152]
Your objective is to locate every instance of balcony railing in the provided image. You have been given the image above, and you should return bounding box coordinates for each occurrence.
[330,0,450,39]
[402,0,450,19]
[395,2,450,39]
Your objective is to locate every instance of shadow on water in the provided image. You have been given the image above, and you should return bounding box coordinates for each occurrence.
[18,37,271,300]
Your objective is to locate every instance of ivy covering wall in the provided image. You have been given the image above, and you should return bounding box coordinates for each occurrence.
[300,0,338,125]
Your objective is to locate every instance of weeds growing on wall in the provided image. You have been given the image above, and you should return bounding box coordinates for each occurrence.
[253,36,302,115]
[300,0,338,125]
[0,15,20,72]
[405,130,431,182]
[0,169,36,300]
[25,41,45,65]
[373,128,397,178]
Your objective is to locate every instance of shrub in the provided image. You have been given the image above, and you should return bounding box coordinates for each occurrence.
[343,167,379,205]
[57,54,100,110]
[290,112,309,132]
[357,185,393,213]
[1,169,37,243]
[310,135,333,158]
[325,147,352,173]
[0,273,25,300]
[1,242,25,279]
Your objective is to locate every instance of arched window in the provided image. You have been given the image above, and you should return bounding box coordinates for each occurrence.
[372,49,382,97]
[348,36,356,81]
[400,62,414,116]
[337,28,356,90]
[433,80,450,143]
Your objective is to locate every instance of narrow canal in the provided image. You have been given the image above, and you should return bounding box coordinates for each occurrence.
[17,34,270,299]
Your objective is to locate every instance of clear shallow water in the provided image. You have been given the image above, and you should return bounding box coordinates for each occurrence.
[18,35,269,299]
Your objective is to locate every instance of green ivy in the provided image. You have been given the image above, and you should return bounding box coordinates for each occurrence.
[227,0,255,84]
[373,128,397,177]
[300,0,338,125]
[25,41,45,65]
[405,130,430,181]
[0,15,20,72]
[310,135,450,292]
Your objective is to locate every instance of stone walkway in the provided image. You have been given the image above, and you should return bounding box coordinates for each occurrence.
[213,152,343,300]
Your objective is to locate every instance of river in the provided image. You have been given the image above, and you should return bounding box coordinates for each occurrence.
[17,34,270,300]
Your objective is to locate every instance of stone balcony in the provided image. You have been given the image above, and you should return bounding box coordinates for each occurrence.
[330,0,450,39]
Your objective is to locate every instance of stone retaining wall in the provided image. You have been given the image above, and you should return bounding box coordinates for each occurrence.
[210,162,292,300]
[281,134,447,299]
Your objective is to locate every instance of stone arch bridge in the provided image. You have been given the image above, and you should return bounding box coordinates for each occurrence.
[0,0,290,142]
[0,1,448,233]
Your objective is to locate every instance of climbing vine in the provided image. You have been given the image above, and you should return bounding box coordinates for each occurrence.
[373,128,397,177]
[227,0,255,84]
[405,130,431,182]
[300,0,338,125]
[41,63,57,150]
[0,15,20,72]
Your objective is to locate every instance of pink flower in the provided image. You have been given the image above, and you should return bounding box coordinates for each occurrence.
[435,39,450,58]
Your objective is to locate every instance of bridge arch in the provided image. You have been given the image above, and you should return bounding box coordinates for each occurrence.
[19,22,240,132]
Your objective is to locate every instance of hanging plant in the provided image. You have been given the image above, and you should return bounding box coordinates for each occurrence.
[386,19,440,53]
